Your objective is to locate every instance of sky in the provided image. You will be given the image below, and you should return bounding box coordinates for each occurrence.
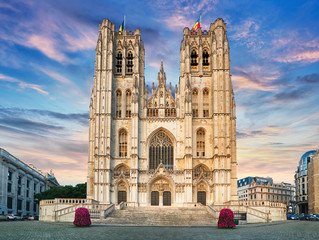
[0,0,318,186]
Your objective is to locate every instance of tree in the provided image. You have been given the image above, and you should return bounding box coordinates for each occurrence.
[35,183,86,203]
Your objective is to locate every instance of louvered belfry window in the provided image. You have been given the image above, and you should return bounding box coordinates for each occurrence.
[149,131,173,169]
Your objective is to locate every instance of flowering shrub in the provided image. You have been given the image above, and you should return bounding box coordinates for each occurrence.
[73,207,91,227]
[217,208,236,228]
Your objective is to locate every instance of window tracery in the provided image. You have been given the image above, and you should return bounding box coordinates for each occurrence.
[192,88,199,117]
[203,49,209,66]
[116,89,122,118]
[191,49,198,66]
[149,131,173,169]
[116,51,122,73]
[126,89,131,117]
[119,129,128,157]
[127,51,133,74]
[196,129,205,157]
[203,88,209,117]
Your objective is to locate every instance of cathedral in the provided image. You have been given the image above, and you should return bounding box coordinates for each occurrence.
[86,18,238,207]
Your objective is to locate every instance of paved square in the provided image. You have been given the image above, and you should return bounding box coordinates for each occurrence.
[0,221,319,240]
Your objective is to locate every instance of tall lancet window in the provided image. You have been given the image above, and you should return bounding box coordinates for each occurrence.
[149,131,173,169]
[191,49,198,66]
[203,49,209,66]
[196,129,205,157]
[127,51,133,74]
[192,88,199,117]
[203,88,209,117]
[126,89,132,117]
[116,51,122,73]
[119,129,128,157]
[116,89,122,118]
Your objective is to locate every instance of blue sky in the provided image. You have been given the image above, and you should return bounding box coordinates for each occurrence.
[0,0,318,185]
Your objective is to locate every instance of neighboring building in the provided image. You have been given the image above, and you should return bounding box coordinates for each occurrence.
[238,177,295,209]
[0,148,59,216]
[237,176,273,201]
[295,150,317,213]
[86,18,238,206]
[308,150,319,214]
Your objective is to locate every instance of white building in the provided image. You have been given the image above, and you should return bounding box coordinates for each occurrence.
[0,148,59,216]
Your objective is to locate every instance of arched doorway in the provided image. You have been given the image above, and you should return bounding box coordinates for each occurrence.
[149,131,174,169]
[197,191,206,205]
[117,180,128,204]
[150,178,172,206]
[151,191,159,206]
[163,191,171,206]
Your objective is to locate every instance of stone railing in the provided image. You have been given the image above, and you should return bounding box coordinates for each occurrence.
[206,205,218,219]
[238,200,286,208]
[40,198,94,206]
[116,202,127,210]
[104,204,115,218]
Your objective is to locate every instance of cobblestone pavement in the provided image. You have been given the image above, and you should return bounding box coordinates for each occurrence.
[0,221,318,240]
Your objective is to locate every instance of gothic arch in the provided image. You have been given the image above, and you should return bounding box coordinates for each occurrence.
[147,129,175,170]
[114,163,130,171]
[146,127,176,146]
[193,163,209,171]
[114,178,130,204]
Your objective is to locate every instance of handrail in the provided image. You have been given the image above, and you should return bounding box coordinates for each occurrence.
[104,204,115,218]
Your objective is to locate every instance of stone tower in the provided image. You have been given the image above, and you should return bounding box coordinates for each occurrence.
[177,18,237,203]
[87,19,145,203]
[87,18,237,206]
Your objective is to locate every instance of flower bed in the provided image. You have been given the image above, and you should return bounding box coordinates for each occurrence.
[218,208,236,228]
[73,207,91,227]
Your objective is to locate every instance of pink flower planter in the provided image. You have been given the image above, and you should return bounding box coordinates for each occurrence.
[218,208,236,228]
[73,207,92,227]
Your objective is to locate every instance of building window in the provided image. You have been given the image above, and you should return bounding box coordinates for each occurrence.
[126,90,132,117]
[7,197,13,209]
[18,176,22,185]
[149,131,173,169]
[116,51,122,73]
[8,171,12,181]
[116,89,122,118]
[196,129,205,157]
[203,88,209,117]
[191,49,198,66]
[127,51,133,73]
[203,49,209,66]
[119,129,128,157]
[27,180,30,188]
[26,201,30,211]
[18,187,21,195]
[192,88,198,117]
[7,183,11,193]
[17,199,22,211]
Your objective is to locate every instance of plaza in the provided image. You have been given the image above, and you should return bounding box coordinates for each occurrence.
[0,221,319,240]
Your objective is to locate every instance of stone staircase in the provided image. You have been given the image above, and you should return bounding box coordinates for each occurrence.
[98,206,217,225]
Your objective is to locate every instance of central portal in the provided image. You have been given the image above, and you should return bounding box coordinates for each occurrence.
[150,178,172,206]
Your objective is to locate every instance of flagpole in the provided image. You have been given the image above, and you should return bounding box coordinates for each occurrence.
[124,15,126,30]
[200,13,202,28]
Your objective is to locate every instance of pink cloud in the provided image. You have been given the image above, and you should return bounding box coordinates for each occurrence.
[0,73,48,95]
[275,50,319,63]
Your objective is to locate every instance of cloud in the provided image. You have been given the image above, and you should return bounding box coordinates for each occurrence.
[232,66,280,92]
[0,1,97,64]
[0,73,48,95]
[0,107,89,126]
[275,50,319,63]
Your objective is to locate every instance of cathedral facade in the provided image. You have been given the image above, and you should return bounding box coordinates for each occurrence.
[87,18,238,207]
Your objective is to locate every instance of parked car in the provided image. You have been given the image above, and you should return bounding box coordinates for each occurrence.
[7,214,17,221]
[300,214,312,221]
[310,214,319,221]
[290,214,299,220]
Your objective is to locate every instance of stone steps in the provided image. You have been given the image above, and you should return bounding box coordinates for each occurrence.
[98,207,217,225]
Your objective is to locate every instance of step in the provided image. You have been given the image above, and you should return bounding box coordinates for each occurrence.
[96,206,217,225]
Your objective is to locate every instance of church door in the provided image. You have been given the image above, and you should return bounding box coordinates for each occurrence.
[118,191,127,204]
[197,191,206,205]
[151,191,159,206]
[163,191,171,206]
